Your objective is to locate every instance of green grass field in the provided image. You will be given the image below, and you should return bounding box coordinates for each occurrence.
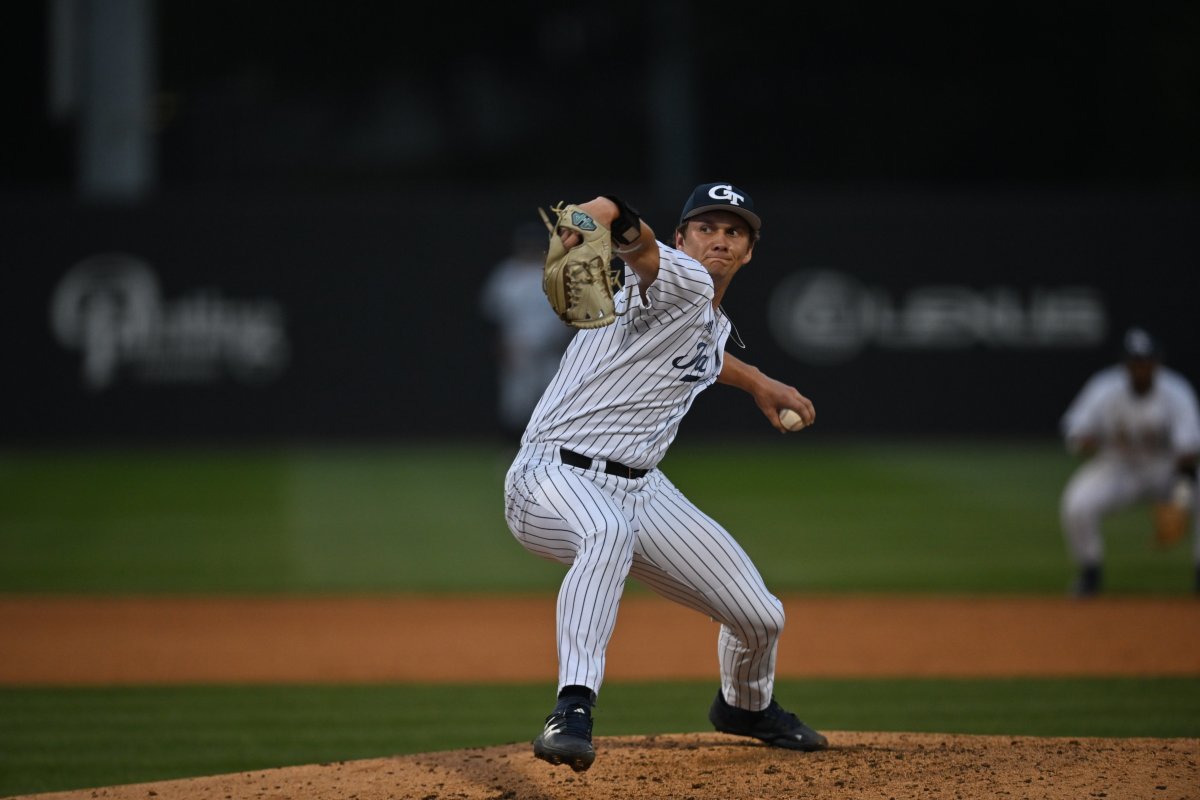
[1,440,1197,796]
[1,439,1192,595]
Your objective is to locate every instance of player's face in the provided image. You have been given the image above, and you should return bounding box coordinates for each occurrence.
[675,211,755,281]
[1125,358,1157,396]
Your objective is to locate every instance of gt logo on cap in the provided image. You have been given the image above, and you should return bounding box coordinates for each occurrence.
[680,181,761,233]
[708,185,745,206]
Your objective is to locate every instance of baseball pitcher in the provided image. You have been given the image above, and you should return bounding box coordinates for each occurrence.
[503,184,826,773]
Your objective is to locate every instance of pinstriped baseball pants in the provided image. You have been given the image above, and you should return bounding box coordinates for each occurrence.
[504,442,785,712]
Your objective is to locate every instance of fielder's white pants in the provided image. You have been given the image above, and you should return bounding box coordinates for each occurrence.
[504,442,785,712]
[1060,455,1200,565]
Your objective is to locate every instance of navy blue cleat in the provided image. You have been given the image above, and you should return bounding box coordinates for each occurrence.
[533,698,595,772]
[709,690,829,752]
[1073,564,1102,598]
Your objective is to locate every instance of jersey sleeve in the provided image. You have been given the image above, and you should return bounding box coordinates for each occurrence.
[622,242,714,319]
[1164,370,1200,455]
[1060,368,1115,445]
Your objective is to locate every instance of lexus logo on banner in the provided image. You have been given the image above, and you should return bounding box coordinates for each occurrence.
[49,252,291,391]
[768,269,1108,365]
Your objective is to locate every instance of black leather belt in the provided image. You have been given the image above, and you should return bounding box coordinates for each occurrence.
[560,448,649,479]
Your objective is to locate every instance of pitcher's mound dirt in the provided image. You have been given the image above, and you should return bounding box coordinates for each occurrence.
[13,731,1198,800]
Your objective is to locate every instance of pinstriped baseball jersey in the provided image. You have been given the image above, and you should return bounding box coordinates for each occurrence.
[1061,365,1200,460]
[521,242,732,469]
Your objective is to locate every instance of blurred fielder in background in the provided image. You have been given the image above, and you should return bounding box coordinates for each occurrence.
[1059,326,1200,596]
[480,223,574,436]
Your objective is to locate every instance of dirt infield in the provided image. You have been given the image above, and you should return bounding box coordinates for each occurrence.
[3,593,1199,683]
[2,594,1198,799]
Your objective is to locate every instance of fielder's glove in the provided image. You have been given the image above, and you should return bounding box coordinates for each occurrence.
[538,203,624,329]
[1152,477,1194,548]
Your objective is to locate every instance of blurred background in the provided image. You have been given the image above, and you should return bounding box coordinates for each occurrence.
[4,0,1198,443]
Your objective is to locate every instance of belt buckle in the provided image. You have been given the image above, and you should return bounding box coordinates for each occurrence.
[610,461,638,479]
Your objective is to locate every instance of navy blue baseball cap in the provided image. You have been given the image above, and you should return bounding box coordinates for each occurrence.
[1122,326,1160,360]
[679,182,761,233]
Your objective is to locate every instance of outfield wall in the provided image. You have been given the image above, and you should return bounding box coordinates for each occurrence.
[4,186,1196,442]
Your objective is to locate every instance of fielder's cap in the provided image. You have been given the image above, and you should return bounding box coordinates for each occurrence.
[1122,326,1160,360]
[679,182,761,233]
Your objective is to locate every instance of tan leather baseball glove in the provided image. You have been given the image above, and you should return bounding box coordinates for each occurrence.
[538,203,623,329]
[1152,501,1188,548]
[1152,477,1194,548]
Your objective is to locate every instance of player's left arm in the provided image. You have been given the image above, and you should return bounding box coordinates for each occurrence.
[718,352,815,433]
[559,197,660,289]
[1167,373,1200,480]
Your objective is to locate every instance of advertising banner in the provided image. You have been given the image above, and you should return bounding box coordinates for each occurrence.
[4,189,1195,442]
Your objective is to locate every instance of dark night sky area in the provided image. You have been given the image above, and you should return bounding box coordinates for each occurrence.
[6,2,1199,194]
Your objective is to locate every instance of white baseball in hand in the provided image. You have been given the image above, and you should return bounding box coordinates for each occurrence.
[779,408,807,432]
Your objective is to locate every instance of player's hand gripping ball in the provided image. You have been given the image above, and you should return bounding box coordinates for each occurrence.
[779,408,808,432]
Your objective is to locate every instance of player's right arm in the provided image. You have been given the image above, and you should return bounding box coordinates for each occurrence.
[1061,367,1120,456]
[719,352,815,433]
